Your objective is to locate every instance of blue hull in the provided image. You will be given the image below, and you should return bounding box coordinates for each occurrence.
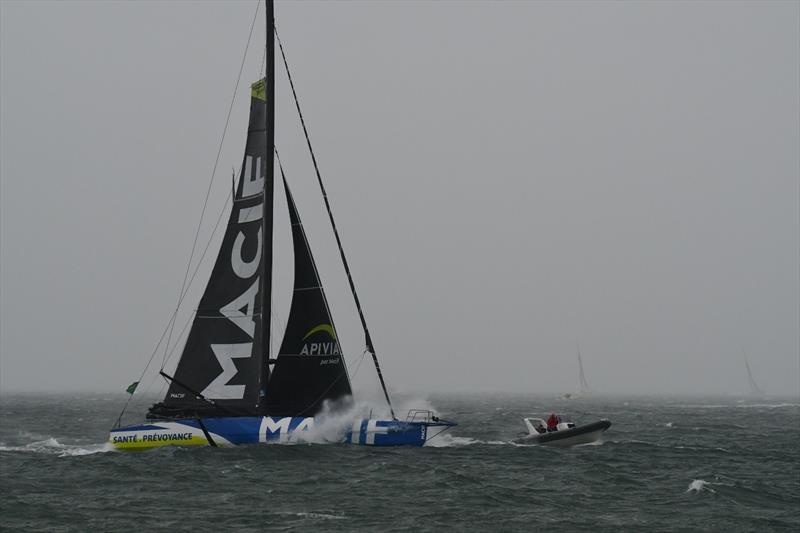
[109,416,452,450]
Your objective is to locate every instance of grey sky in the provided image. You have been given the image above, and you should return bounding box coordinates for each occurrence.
[1,0,798,398]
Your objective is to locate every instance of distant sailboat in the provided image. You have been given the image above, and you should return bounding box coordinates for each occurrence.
[577,342,592,395]
[743,352,764,396]
[560,341,592,400]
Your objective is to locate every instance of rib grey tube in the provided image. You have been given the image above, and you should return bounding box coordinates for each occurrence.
[274,27,396,420]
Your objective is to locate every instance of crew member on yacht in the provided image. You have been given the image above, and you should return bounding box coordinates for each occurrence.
[547,413,559,432]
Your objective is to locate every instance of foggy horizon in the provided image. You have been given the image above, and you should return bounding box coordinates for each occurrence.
[1,1,798,400]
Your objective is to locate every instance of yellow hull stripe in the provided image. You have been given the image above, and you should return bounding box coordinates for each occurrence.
[110,434,210,450]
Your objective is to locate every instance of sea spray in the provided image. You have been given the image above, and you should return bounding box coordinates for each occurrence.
[686,479,716,493]
[289,395,449,444]
[0,437,113,457]
[424,434,479,447]
[290,398,369,444]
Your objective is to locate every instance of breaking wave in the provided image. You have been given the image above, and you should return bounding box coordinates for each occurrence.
[682,403,799,409]
[284,396,451,445]
[0,437,112,457]
[275,511,345,520]
[424,434,481,447]
[686,479,715,493]
[287,399,365,444]
[424,435,511,447]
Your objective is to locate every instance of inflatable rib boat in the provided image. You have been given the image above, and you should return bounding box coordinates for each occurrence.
[512,417,611,446]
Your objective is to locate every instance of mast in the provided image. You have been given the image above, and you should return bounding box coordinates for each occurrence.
[260,0,276,407]
[274,27,396,419]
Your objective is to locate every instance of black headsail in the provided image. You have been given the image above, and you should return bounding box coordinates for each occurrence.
[262,173,353,416]
[149,79,274,419]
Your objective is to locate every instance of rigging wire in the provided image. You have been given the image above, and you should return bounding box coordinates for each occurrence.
[130,1,269,422]
[348,348,368,380]
[274,25,397,420]
[272,147,358,417]
[115,0,262,426]
[161,0,262,368]
[115,189,234,427]
[159,190,234,374]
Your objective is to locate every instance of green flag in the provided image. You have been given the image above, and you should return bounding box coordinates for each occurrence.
[126,381,139,395]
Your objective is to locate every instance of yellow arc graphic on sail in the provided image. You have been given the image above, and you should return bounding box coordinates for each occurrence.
[303,324,336,341]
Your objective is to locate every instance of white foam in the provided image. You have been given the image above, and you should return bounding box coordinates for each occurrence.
[0,437,113,457]
[277,512,345,520]
[575,439,604,446]
[683,403,799,409]
[424,434,480,447]
[741,403,799,409]
[286,396,438,444]
[686,479,716,493]
[287,399,369,444]
[664,422,675,428]
[288,395,453,445]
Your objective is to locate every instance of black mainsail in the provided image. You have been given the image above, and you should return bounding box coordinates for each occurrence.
[150,81,273,418]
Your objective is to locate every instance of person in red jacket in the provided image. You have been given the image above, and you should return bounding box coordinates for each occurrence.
[547,413,559,432]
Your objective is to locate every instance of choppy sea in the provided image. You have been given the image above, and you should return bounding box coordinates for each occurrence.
[1,393,798,532]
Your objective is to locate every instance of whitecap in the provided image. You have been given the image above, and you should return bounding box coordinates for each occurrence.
[686,479,716,493]
[297,512,345,520]
[0,437,112,457]
[424,434,480,447]
[276,511,345,520]
[739,403,799,409]
[683,403,799,409]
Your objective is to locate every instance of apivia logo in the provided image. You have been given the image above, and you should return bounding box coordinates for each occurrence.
[300,324,340,356]
[202,155,263,399]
